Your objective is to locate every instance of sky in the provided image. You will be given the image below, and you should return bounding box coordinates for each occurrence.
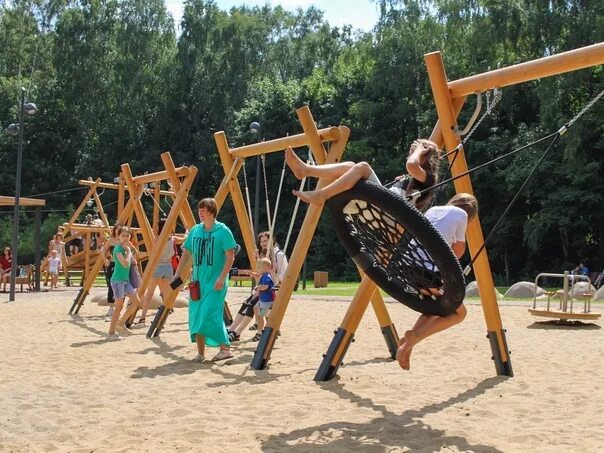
[164,0,381,32]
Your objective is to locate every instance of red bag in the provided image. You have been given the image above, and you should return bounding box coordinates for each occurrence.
[171,240,180,272]
[189,281,200,301]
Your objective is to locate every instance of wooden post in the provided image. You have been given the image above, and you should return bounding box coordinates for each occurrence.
[117,173,125,217]
[152,183,161,235]
[251,107,350,369]
[425,51,512,376]
[214,133,259,275]
[83,232,90,286]
[34,207,41,291]
[160,152,197,229]
[123,168,198,325]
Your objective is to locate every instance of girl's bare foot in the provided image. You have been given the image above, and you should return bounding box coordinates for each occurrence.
[395,330,418,370]
[293,189,325,205]
[285,147,308,179]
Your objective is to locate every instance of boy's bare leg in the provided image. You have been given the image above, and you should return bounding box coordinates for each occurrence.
[396,304,467,371]
[285,147,354,180]
[255,305,266,332]
[294,161,373,205]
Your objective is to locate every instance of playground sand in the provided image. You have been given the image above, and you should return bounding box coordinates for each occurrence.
[1,287,603,452]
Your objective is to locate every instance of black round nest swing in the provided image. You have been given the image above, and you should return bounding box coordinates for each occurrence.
[327,180,466,316]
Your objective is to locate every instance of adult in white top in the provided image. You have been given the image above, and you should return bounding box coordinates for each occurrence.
[396,193,478,371]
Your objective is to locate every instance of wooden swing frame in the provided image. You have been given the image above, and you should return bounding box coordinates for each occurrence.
[311,42,604,380]
[210,106,401,370]
[69,153,198,318]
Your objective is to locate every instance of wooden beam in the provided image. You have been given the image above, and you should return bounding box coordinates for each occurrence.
[0,196,45,207]
[446,42,604,99]
[160,152,197,229]
[79,179,176,197]
[230,127,341,158]
[131,166,190,185]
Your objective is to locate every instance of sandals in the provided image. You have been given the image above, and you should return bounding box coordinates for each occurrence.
[228,331,240,342]
[192,354,205,363]
[211,349,233,362]
[132,318,147,329]
[249,323,258,331]
[252,333,262,341]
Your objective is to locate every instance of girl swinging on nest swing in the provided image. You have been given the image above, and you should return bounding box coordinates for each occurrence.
[285,140,477,371]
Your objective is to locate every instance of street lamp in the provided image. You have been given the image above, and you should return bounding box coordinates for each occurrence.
[6,87,38,302]
[250,121,261,236]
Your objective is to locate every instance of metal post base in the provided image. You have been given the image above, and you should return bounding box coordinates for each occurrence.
[223,301,233,327]
[314,328,354,381]
[251,327,276,370]
[147,305,168,338]
[381,324,399,359]
[487,329,513,377]
[69,288,88,315]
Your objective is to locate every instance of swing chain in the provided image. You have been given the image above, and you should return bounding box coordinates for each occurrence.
[563,86,604,132]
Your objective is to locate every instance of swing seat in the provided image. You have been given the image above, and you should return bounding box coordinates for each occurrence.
[328,180,466,316]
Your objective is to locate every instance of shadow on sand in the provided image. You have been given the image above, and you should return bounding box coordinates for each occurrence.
[262,376,508,452]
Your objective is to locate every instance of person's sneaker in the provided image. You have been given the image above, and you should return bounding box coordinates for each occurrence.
[192,354,205,363]
[116,325,133,336]
[106,333,122,341]
[211,349,233,362]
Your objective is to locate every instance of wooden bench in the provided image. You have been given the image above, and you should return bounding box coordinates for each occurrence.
[230,268,253,287]
[15,265,33,292]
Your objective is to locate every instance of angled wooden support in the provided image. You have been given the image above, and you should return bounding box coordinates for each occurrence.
[161,152,197,230]
[251,107,351,370]
[121,164,156,251]
[251,106,399,372]
[63,178,101,238]
[128,166,197,332]
[214,133,259,274]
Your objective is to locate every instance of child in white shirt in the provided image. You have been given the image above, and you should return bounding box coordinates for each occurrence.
[48,250,62,290]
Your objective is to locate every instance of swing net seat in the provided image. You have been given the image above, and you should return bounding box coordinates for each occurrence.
[328,180,466,316]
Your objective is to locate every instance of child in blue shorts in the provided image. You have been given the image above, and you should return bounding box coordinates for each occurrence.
[252,257,275,341]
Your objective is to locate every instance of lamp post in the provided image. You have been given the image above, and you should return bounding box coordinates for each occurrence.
[6,87,38,302]
[250,121,261,236]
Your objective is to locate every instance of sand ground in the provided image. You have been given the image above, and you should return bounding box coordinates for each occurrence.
[1,287,603,452]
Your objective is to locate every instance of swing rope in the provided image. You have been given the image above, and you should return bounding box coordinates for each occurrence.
[461,86,604,275]
[283,148,315,256]
[261,154,273,233]
[266,156,288,257]
[241,158,255,235]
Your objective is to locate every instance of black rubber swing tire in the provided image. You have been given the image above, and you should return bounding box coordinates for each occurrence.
[327,180,465,316]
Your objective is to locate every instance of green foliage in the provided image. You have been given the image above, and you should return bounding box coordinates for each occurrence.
[0,0,602,281]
